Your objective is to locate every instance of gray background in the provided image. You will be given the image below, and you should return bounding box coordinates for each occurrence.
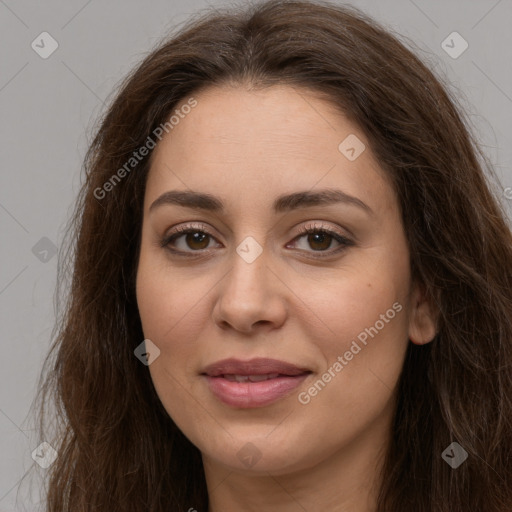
[1,0,511,509]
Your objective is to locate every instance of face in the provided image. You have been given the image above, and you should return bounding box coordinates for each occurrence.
[135,84,436,476]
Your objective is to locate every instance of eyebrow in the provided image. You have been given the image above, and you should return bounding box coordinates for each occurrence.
[149,189,373,215]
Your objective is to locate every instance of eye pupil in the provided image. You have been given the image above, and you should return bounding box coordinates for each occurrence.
[308,232,331,251]
[186,232,209,249]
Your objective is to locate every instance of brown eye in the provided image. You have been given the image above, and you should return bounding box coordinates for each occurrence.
[183,231,210,250]
[306,232,334,251]
[161,227,220,255]
[288,225,354,258]
[161,223,353,259]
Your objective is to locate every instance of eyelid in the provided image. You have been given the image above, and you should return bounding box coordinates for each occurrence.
[287,222,354,258]
[293,221,348,239]
[159,223,220,260]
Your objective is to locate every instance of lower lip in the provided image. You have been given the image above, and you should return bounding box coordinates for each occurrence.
[204,374,310,408]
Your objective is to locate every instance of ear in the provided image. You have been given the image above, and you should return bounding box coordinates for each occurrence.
[408,280,438,345]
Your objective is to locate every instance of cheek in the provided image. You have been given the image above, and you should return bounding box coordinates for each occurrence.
[135,243,221,371]
[306,252,410,352]
[136,258,208,432]
[135,254,208,415]
[136,243,209,341]
[298,247,411,408]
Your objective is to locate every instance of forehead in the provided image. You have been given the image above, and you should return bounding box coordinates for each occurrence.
[154,85,357,160]
[145,84,395,217]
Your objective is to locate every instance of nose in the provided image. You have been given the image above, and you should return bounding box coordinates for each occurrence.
[211,246,288,334]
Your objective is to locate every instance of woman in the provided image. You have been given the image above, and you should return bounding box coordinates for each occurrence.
[34,0,512,510]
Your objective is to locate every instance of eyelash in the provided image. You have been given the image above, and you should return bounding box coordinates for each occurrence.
[160,222,353,259]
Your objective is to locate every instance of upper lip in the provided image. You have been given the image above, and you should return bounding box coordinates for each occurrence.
[201,358,311,377]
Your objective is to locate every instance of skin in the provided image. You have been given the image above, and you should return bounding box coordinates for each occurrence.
[136,84,437,512]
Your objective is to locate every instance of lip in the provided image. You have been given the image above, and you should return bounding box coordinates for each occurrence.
[202,357,310,377]
[201,358,312,408]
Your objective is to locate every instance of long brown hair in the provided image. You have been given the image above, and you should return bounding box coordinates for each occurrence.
[33,0,512,510]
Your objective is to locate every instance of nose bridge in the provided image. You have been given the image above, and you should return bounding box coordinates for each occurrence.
[213,235,286,331]
[226,235,269,300]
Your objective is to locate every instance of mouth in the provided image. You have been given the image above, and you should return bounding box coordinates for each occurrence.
[222,373,283,382]
[201,358,312,408]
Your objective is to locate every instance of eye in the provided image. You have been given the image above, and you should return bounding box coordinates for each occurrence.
[160,224,221,255]
[160,222,353,258]
[287,222,353,257]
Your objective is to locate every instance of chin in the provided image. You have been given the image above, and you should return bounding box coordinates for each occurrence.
[198,428,320,476]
